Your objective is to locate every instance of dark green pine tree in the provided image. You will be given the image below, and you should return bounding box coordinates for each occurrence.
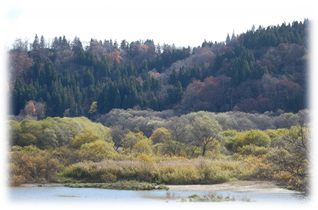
[121,63,128,78]
[26,83,37,101]
[38,65,46,86]
[157,97,166,111]
[76,48,85,65]
[250,67,258,80]
[62,69,71,87]
[178,66,190,87]
[284,90,290,111]
[85,85,96,104]
[169,66,178,86]
[68,97,77,117]
[61,88,69,113]
[168,81,183,104]
[226,64,235,78]
[190,65,200,79]
[34,79,40,91]
[149,93,159,111]
[143,77,150,92]
[122,95,130,109]
[44,60,57,88]
[224,48,235,60]
[113,58,118,71]
[73,85,82,106]
[45,92,52,108]
[232,71,240,87]
[16,77,29,114]
[112,69,122,81]
[97,85,107,113]
[155,55,164,73]
[119,78,128,100]
[175,81,183,102]
[12,78,22,115]
[104,84,113,113]
[150,77,159,91]
[144,60,149,72]
[62,35,70,49]
[113,88,121,108]
[139,92,146,108]
[128,61,137,76]
[129,86,138,107]
[100,58,111,77]
[274,92,279,110]
[56,94,64,117]
[292,85,301,112]
[211,51,222,75]
[83,70,95,87]
[241,60,251,81]
[32,61,41,79]
[32,34,40,51]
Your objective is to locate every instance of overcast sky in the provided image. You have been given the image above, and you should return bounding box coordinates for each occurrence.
[2,0,316,49]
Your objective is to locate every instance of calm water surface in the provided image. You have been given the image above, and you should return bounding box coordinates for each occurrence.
[9,186,307,204]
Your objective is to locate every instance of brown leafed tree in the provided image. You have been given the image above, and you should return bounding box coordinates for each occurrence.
[182,76,226,112]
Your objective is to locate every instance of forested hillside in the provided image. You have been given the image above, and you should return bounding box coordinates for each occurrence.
[8,19,309,119]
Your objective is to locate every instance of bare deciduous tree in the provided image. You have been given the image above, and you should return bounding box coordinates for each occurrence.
[110,125,129,150]
[166,116,191,143]
[190,116,223,156]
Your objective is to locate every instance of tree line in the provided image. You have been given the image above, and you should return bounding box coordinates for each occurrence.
[8,19,309,120]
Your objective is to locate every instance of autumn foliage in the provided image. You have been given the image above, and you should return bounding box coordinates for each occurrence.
[25,102,36,116]
[182,76,226,112]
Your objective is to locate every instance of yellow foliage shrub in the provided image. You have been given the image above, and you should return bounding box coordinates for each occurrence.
[137,153,153,162]
[149,127,172,144]
[72,127,101,148]
[133,140,152,155]
[80,140,116,162]
[238,144,269,156]
[9,145,59,186]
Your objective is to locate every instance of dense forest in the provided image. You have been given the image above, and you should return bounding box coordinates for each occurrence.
[8,19,309,119]
[7,20,310,195]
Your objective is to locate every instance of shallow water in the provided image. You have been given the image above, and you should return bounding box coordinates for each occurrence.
[9,186,307,204]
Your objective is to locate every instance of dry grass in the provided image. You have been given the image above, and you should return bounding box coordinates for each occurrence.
[62,158,256,185]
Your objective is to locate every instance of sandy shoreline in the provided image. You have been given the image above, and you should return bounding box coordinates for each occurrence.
[166,180,299,194]
[15,181,298,194]
[14,183,64,188]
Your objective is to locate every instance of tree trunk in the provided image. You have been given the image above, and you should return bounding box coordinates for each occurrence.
[202,144,206,156]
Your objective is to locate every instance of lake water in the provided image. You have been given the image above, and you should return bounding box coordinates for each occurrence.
[8,186,308,205]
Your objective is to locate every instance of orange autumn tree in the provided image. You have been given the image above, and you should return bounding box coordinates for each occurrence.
[138,44,148,52]
[25,102,36,116]
[150,72,160,79]
[108,50,122,64]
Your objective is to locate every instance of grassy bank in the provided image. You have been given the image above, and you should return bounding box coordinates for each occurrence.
[61,159,257,185]
[64,180,169,190]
